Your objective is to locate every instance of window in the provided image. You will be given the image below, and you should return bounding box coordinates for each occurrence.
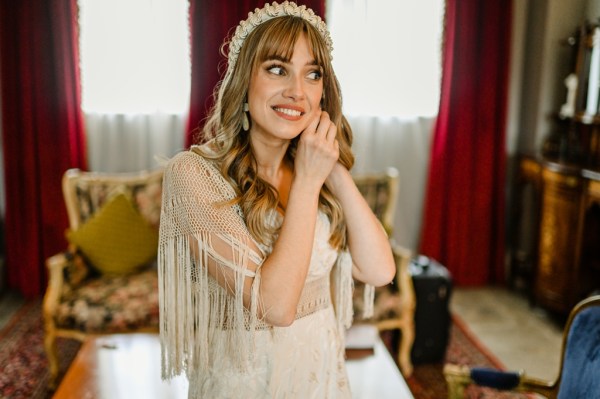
[327,0,444,118]
[78,0,190,114]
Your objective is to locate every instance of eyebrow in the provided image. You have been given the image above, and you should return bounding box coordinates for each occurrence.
[264,54,320,66]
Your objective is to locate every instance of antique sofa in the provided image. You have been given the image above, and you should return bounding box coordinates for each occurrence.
[43,167,163,388]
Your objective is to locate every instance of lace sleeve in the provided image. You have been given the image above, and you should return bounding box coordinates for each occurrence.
[158,150,265,380]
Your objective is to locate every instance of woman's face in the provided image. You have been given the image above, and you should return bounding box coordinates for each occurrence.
[247,33,324,143]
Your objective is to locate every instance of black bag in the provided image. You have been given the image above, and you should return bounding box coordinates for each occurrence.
[409,255,453,364]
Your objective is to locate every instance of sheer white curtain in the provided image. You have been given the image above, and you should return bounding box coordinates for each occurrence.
[327,0,443,250]
[77,0,442,249]
[78,0,190,172]
[349,116,436,251]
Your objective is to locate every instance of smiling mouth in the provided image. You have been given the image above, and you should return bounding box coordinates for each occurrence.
[272,107,304,117]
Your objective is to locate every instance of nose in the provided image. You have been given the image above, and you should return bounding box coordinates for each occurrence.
[283,74,305,101]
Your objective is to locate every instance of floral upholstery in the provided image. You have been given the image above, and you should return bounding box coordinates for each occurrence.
[355,182,391,232]
[52,169,163,333]
[55,261,159,333]
[72,171,162,228]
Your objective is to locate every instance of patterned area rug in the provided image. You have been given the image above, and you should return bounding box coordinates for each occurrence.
[0,300,80,399]
[1,302,531,399]
[401,314,531,399]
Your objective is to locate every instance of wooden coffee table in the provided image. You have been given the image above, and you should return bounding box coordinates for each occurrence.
[52,333,188,399]
[53,332,413,398]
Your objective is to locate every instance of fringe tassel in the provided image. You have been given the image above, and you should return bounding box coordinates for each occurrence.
[333,250,354,330]
[362,284,375,319]
[159,233,258,380]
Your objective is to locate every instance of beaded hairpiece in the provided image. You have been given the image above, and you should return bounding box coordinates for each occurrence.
[226,1,333,77]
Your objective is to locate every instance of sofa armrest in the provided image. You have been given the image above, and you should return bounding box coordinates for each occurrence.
[391,243,415,312]
[43,251,71,322]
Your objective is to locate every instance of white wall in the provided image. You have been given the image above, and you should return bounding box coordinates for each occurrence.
[513,0,588,154]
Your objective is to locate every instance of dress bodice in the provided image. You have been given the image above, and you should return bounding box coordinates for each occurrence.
[264,210,339,282]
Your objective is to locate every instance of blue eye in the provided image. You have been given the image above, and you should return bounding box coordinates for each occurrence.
[267,65,285,75]
[307,70,322,81]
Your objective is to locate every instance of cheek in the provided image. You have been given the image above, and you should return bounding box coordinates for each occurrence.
[309,89,323,109]
[248,81,276,111]
[309,85,324,109]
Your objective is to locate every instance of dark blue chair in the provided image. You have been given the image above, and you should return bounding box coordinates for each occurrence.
[444,295,600,399]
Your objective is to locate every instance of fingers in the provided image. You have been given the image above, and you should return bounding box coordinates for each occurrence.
[314,111,337,144]
[298,111,338,158]
[294,112,340,188]
[305,111,322,136]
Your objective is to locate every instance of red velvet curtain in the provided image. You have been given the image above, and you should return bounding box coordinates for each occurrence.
[0,0,87,298]
[186,0,326,147]
[419,0,512,286]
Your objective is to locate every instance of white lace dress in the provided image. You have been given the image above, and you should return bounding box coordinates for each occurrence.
[158,149,354,398]
[188,211,352,398]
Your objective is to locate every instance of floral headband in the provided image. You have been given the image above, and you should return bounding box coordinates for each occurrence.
[224,1,333,83]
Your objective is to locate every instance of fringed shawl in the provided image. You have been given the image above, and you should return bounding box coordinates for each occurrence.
[158,149,372,380]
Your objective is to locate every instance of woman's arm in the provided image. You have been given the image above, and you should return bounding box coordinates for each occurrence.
[326,163,396,287]
[257,111,339,326]
[202,173,323,327]
[181,112,339,327]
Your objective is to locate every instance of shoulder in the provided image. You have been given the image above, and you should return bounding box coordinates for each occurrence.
[165,147,218,181]
[164,148,235,200]
[167,146,212,170]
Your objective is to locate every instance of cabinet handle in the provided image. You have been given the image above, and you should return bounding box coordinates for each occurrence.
[565,176,579,187]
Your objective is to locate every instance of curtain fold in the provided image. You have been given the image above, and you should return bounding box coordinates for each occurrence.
[186,0,326,147]
[419,0,512,286]
[0,0,87,297]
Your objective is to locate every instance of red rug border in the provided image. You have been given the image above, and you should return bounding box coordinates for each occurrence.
[451,312,506,370]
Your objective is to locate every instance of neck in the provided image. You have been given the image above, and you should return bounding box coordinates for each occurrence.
[250,136,293,212]
[250,136,290,181]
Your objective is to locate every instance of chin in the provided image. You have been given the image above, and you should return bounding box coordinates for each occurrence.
[273,123,306,140]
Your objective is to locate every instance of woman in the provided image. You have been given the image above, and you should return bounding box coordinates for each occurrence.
[158,2,395,397]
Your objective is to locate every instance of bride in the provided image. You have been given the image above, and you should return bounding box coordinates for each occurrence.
[158,2,395,397]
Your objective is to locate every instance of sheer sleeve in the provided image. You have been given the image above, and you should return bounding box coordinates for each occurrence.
[158,150,266,380]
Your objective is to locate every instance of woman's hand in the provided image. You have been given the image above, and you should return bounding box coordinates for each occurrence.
[294,111,339,190]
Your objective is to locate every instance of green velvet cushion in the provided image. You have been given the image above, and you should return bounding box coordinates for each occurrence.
[66,193,159,275]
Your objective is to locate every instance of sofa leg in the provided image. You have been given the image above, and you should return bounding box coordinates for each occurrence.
[44,331,59,390]
[444,364,472,399]
[398,323,414,377]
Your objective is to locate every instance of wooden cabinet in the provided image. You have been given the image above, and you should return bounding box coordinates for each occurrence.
[513,22,600,313]
[515,156,600,314]
[536,164,584,312]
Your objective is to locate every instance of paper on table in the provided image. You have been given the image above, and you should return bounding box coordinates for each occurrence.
[345,324,379,349]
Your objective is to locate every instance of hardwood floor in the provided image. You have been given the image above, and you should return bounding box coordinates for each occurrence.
[450,286,564,381]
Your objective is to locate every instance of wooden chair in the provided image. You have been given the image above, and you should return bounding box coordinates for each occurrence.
[43,168,163,388]
[352,168,416,377]
[444,294,600,399]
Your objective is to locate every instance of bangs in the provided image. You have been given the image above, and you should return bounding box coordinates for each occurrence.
[252,17,328,69]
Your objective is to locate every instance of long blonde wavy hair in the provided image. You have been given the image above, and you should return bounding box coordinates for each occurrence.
[195,16,354,250]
